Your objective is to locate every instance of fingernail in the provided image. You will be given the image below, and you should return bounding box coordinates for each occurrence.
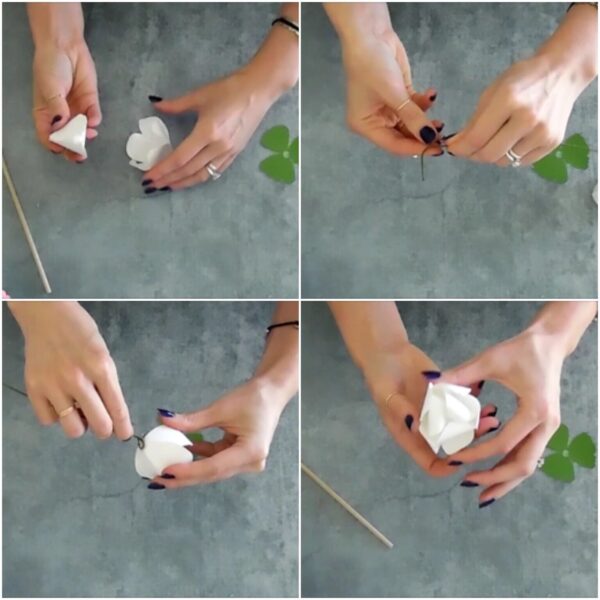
[405,415,414,430]
[430,93,437,101]
[461,480,479,487]
[148,95,163,103]
[479,498,495,509]
[51,115,61,125]
[141,179,153,186]
[148,482,165,490]
[422,370,441,380]
[442,133,457,141]
[144,187,157,194]
[419,126,436,144]
[478,380,485,390]
[157,408,175,417]
[448,151,455,156]
[449,460,463,466]
[488,423,501,433]
[159,186,172,192]
[161,473,176,480]
[435,123,444,132]
[433,151,444,157]
[489,405,498,417]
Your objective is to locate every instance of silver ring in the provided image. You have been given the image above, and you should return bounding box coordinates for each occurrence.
[206,162,221,181]
[506,148,522,168]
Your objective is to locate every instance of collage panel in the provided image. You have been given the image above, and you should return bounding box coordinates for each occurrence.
[2,2,299,299]
[3,300,298,597]
[301,2,597,298]
[301,300,597,597]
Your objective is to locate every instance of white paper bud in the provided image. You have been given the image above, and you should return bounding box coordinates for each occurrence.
[419,383,481,455]
[134,425,193,479]
[49,114,88,158]
[126,116,172,171]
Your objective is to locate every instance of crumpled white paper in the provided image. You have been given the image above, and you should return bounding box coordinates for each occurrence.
[126,116,172,171]
[419,383,481,455]
[49,114,88,158]
[134,425,193,478]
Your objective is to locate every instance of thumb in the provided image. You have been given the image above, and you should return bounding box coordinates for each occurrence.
[157,405,217,432]
[45,94,71,131]
[151,89,201,115]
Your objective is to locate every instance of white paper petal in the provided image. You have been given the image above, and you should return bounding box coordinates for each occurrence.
[144,441,193,476]
[135,447,158,479]
[126,117,172,171]
[138,116,170,144]
[49,114,88,158]
[442,429,475,455]
[145,425,192,446]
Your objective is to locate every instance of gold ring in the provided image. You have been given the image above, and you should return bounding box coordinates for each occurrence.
[58,405,75,419]
[45,93,63,102]
[384,391,401,409]
[395,98,412,113]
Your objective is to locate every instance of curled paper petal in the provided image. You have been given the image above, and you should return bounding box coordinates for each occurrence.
[49,114,88,158]
[419,383,480,455]
[126,116,172,171]
[134,425,193,478]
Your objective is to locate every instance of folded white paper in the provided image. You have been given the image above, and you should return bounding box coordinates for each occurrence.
[419,383,481,455]
[126,116,172,171]
[49,114,88,158]
[134,425,193,479]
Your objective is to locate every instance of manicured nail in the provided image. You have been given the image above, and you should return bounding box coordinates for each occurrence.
[422,370,441,380]
[479,498,495,509]
[144,187,157,194]
[157,408,175,417]
[161,473,175,480]
[478,380,485,390]
[141,179,153,186]
[442,133,457,141]
[488,405,498,417]
[148,482,165,490]
[435,123,445,132]
[159,186,172,192]
[148,95,163,103]
[487,423,501,433]
[449,460,463,466]
[447,151,455,156]
[433,151,444,157]
[419,126,436,144]
[51,115,61,125]
[461,480,479,487]
[405,415,414,430]
[430,93,437,101]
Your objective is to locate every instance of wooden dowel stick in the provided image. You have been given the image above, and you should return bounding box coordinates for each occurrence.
[301,463,394,549]
[3,157,51,294]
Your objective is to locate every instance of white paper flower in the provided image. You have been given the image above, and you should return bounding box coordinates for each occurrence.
[134,425,193,479]
[49,114,88,158]
[419,383,481,455]
[126,116,172,171]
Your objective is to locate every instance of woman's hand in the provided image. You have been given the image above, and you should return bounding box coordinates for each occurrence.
[9,302,132,440]
[448,4,597,166]
[363,343,499,478]
[150,378,288,488]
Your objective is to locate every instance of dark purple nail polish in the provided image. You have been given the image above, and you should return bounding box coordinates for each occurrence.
[489,406,498,417]
[442,133,457,141]
[449,460,463,466]
[448,151,455,156]
[433,151,444,157]
[157,408,175,417]
[144,187,157,194]
[405,415,414,430]
[461,480,479,487]
[419,126,436,144]
[478,380,485,390]
[159,186,172,192]
[422,370,441,380]
[435,123,445,132]
[479,498,495,509]
[161,473,176,480]
[148,95,163,103]
[488,423,501,433]
[148,482,165,490]
[51,115,61,125]
[142,179,153,186]
[429,93,437,101]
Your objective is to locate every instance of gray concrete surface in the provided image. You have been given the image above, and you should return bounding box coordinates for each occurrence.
[301,302,597,597]
[301,3,597,298]
[3,3,298,299]
[3,302,298,597]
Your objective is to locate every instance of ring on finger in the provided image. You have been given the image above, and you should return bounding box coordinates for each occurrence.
[206,162,221,181]
[58,401,80,419]
[395,98,411,114]
[505,148,522,168]
[384,391,401,409]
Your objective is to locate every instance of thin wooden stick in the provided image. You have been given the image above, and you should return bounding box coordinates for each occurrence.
[3,157,51,293]
[301,462,394,549]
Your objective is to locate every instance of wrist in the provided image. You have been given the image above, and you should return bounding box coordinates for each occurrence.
[28,5,85,51]
[242,53,297,104]
[252,371,295,412]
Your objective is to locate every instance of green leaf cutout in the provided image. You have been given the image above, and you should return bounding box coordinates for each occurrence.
[260,154,296,184]
[568,433,596,468]
[547,424,569,452]
[532,153,568,183]
[187,432,204,444]
[260,125,290,153]
[560,134,589,169]
[289,137,299,164]
[541,453,575,483]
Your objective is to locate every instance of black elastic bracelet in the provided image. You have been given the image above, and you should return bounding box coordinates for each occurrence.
[568,2,598,10]
[272,16,299,34]
[266,320,299,337]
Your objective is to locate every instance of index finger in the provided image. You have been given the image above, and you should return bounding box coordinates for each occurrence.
[362,126,442,158]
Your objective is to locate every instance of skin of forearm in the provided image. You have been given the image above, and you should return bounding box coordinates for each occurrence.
[324,2,392,44]
[254,301,299,405]
[535,4,598,85]
[27,3,84,49]
[329,301,409,373]
[527,301,597,357]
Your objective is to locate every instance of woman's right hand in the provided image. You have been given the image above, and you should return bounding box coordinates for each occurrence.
[9,302,132,441]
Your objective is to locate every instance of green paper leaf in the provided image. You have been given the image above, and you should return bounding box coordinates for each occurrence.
[260,125,290,153]
[289,137,299,164]
[259,154,295,184]
[560,134,589,170]
[541,453,575,483]
[532,152,568,183]
[187,432,204,443]
[568,433,596,468]
[547,424,569,452]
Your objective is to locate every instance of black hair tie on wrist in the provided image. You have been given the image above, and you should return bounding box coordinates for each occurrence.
[272,16,299,35]
[266,320,299,337]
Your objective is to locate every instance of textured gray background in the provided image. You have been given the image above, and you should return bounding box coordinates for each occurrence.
[301,3,598,298]
[3,3,298,299]
[3,302,298,597]
[301,301,597,597]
